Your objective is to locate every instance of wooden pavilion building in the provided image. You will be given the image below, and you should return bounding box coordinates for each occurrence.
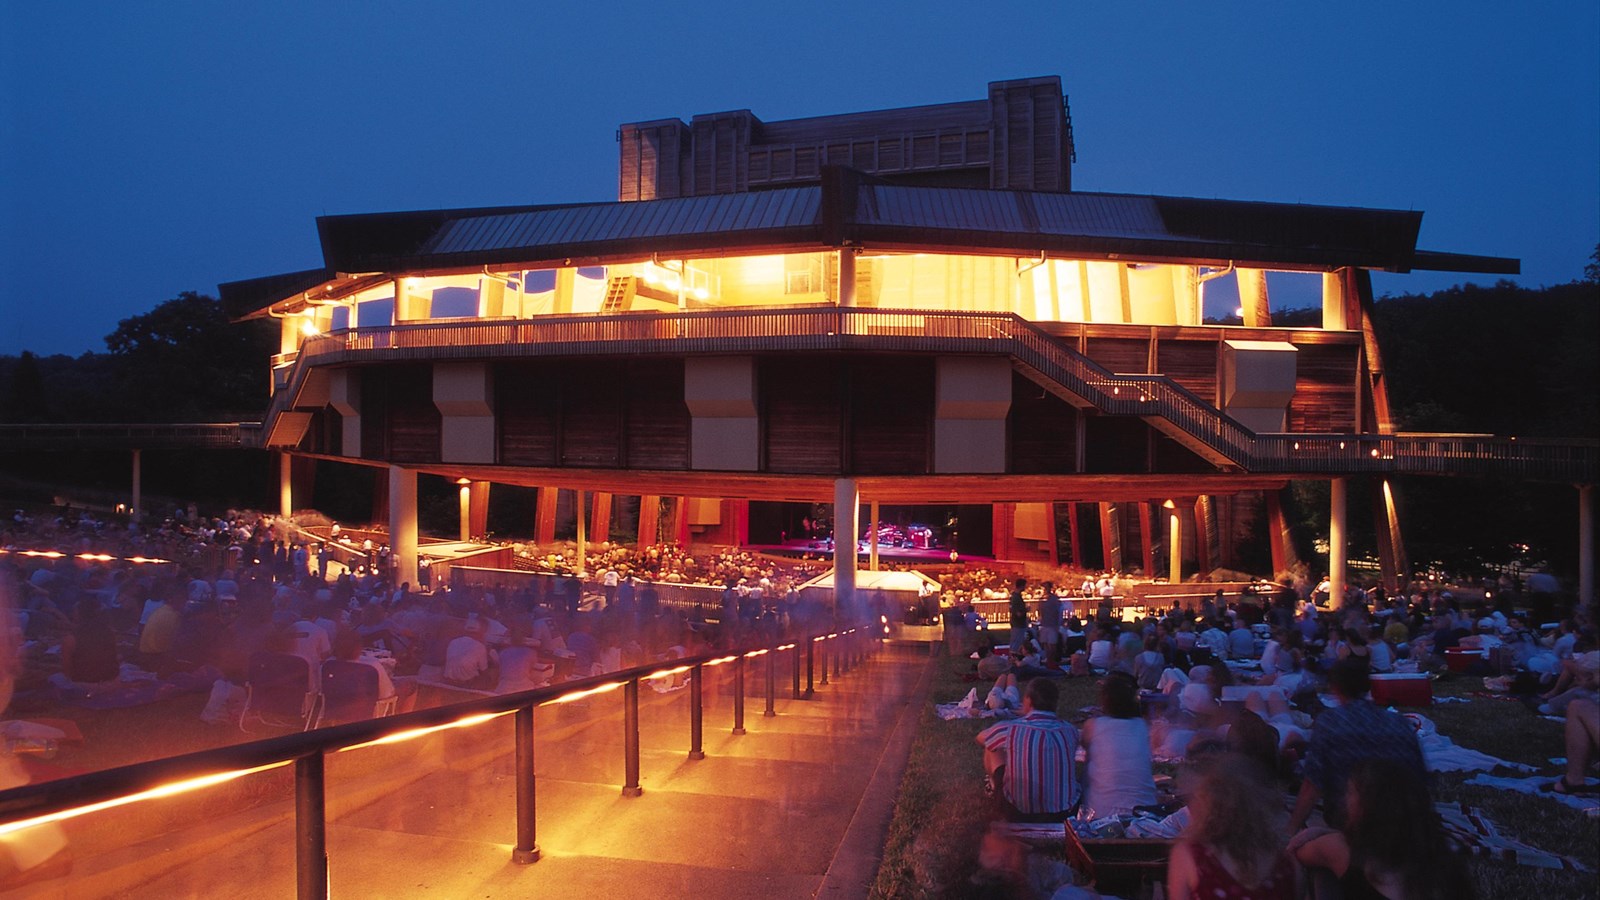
[219,76,1597,607]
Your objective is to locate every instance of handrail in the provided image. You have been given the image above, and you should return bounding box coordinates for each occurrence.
[0,422,248,451]
[0,625,878,897]
[254,307,1599,482]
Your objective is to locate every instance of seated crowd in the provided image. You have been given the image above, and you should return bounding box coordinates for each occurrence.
[1,503,879,731]
[966,577,1598,899]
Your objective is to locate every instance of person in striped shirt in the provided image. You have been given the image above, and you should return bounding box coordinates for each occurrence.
[977,677,1081,821]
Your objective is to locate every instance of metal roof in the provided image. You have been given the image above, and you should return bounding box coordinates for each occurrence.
[224,170,1518,319]
[421,187,821,260]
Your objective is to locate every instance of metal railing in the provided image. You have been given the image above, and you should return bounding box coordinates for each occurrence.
[0,626,878,899]
[0,422,249,451]
[255,307,1599,482]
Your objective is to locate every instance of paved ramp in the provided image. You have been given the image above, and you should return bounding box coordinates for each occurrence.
[18,643,932,899]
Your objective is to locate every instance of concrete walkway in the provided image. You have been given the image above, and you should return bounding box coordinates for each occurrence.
[16,642,934,899]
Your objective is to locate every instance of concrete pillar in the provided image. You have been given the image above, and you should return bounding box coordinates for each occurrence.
[130,449,142,521]
[1580,484,1595,607]
[869,500,880,572]
[278,452,292,518]
[458,480,472,541]
[684,357,758,471]
[575,489,588,576]
[838,250,857,307]
[388,465,418,588]
[1329,477,1348,608]
[833,478,859,615]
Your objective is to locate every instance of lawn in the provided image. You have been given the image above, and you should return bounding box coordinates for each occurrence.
[870,632,1599,900]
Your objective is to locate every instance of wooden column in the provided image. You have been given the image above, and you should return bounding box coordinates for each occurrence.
[1067,502,1084,568]
[1265,490,1293,579]
[1138,502,1156,578]
[590,492,612,544]
[468,481,491,538]
[1192,498,1211,577]
[638,495,661,546]
[535,487,558,546]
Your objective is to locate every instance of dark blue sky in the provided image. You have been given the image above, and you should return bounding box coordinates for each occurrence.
[2,2,1595,356]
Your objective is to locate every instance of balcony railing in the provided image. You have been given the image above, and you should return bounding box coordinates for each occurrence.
[0,627,877,899]
[0,422,249,451]
[257,307,1599,482]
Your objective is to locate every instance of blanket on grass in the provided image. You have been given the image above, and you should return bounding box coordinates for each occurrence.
[1438,801,1594,870]
[1463,773,1600,816]
[1398,713,1535,774]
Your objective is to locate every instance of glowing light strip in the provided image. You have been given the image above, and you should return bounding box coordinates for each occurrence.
[644,664,692,682]
[703,655,738,667]
[339,710,514,751]
[0,760,291,837]
[539,681,625,706]
[0,549,170,564]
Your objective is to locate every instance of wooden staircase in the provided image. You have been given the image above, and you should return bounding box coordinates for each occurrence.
[600,275,636,313]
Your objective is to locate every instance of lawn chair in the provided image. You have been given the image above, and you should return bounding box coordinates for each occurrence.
[314,660,397,727]
[239,651,317,732]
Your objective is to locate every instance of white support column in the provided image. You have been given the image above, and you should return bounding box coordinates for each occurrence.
[869,500,880,572]
[838,250,857,307]
[388,465,418,588]
[278,453,293,518]
[1166,500,1182,585]
[458,479,471,542]
[833,478,859,618]
[1580,484,1595,607]
[575,489,587,577]
[1329,477,1348,608]
[130,449,142,521]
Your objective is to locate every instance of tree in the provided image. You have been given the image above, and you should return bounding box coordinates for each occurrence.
[1585,243,1599,284]
[1,351,51,422]
[103,292,275,421]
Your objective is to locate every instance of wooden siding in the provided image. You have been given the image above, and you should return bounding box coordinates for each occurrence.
[1009,372,1078,474]
[848,357,932,475]
[1155,339,1219,406]
[625,360,691,469]
[1288,343,1359,432]
[559,362,624,468]
[360,365,439,464]
[1082,414,1149,474]
[497,362,559,467]
[762,357,843,474]
[1084,336,1150,374]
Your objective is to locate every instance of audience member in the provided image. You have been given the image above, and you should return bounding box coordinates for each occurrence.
[976,677,1079,821]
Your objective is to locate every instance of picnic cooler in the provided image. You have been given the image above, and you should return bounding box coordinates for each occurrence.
[1444,648,1486,672]
[1062,829,1170,897]
[1371,673,1432,706]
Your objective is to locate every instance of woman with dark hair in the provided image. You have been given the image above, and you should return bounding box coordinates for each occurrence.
[1166,753,1296,899]
[1081,673,1157,815]
[1291,757,1473,900]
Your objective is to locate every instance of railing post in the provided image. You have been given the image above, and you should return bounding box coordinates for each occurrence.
[732,656,747,735]
[764,648,777,717]
[820,640,829,685]
[512,705,540,863]
[295,754,328,900]
[792,643,802,699]
[688,664,705,760]
[622,678,643,797]
[805,639,815,697]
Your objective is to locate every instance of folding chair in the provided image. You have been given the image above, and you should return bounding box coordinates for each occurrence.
[239,651,317,732]
[315,660,395,727]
